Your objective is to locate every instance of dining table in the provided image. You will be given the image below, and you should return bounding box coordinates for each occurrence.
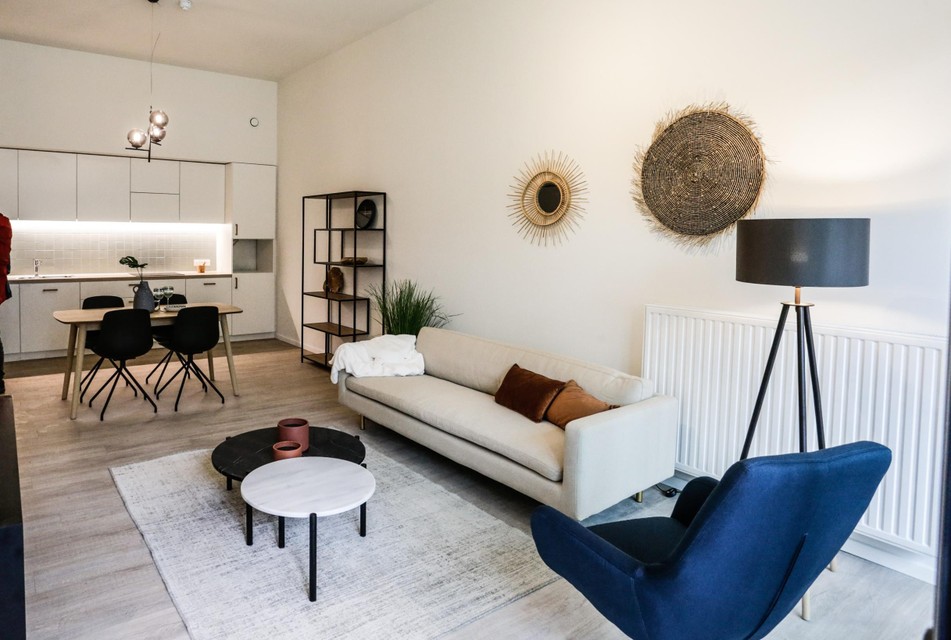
[53,302,243,420]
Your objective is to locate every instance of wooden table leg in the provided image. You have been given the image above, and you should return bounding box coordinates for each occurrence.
[69,325,87,420]
[61,324,77,400]
[206,348,216,381]
[219,314,240,396]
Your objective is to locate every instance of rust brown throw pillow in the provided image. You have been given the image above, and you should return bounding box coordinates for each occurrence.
[494,364,566,422]
[546,380,616,429]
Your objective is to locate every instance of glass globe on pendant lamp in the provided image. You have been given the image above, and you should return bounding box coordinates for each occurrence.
[127,128,148,149]
[149,123,167,143]
[149,109,169,128]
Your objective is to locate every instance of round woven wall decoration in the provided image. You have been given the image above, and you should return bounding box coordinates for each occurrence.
[632,103,766,247]
[508,151,587,246]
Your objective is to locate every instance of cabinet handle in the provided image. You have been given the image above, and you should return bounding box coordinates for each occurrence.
[42,288,59,292]
[234,223,239,236]
[203,282,217,286]
[234,277,238,290]
[128,283,137,287]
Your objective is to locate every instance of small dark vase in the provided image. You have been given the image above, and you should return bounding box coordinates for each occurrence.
[277,418,310,452]
[132,280,154,311]
[272,441,303,460]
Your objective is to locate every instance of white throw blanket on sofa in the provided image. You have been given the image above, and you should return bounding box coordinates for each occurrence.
[329,334,425,383]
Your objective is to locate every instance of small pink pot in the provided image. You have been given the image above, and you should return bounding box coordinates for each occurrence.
[272,441,303,460]
[278,418,310,452]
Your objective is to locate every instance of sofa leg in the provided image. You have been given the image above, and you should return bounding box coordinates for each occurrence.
[633,491,644,503]
[360,416,366,431]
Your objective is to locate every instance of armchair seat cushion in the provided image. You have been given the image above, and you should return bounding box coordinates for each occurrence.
[589,517,687,565]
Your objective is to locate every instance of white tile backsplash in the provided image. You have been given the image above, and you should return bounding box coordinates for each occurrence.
[10,228,218,276]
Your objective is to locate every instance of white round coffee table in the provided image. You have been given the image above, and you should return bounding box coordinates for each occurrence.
[241,456,375,601]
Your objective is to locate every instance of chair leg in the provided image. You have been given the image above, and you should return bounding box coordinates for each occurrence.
[98,366,124,421]
[173,357,191,412]
[190,359,224,404]
[124,365,158,414]
[146,349,173,385]
[156,357,187,399]
[88,367,122,408]
[79,357,106,402]
[800,589,811,621]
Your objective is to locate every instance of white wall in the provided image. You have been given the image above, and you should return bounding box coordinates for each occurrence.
[0,39,277,164]
[277,0,951,374]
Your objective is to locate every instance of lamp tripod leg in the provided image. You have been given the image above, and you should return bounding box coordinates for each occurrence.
[802,306,826,450]
[795,307,808,453]
[741,304,791,460]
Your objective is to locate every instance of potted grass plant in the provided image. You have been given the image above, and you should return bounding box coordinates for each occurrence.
[367,279,455,336]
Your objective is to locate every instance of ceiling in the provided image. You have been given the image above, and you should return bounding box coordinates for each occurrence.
[0,0,437,81]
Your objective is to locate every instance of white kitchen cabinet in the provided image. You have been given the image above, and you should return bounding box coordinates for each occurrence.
[131,158,179,194]
[231,273,274,335]
[185,276,232,305]
[226,163,276,238]
[0,284,20,355]
[78,155,130,222]
[180,163,225,223]
[131,192,179,222]
[18,150,76,221]
[19,281,80,353]
[0,149,17,219]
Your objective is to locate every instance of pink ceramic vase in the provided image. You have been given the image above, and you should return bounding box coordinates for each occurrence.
[272,441,303,460]
[278,418,310,452]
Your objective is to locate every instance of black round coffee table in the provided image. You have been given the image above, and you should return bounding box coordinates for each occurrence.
[211,426,366,490]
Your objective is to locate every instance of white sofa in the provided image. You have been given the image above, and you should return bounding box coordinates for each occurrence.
[336,327,678,520]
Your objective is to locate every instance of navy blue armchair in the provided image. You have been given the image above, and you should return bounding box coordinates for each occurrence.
[531,441,891,640]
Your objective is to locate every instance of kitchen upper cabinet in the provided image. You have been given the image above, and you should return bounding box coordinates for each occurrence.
[78,155,130,222]
[131,192,179,222]
[19,281,80,353]
[0,284,20,354]
[185,276,232,305]
[226,163,275,239]
[231,273,274,335]
[131,158,179,194]
[18,150,76,221]
[0,149,17,219]
[180,163,225,223]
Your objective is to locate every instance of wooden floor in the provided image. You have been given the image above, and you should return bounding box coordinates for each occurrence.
[7,342,935,639]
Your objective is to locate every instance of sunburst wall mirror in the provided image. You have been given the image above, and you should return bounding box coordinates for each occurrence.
[508,151,587,246]
[632,102,767,248]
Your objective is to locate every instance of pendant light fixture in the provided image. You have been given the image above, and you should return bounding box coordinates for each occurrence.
[126,0,169,162]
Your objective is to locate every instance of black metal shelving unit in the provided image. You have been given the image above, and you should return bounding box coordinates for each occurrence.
[300,190,386,368]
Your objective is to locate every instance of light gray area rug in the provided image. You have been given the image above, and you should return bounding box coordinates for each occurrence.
[111,444,558,639]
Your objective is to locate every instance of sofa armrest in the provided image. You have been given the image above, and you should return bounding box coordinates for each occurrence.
[563,394,678,520]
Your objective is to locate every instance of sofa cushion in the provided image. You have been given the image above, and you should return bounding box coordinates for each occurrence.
[494,364,566,422]
[545,380,616,429]
[345,374,565,481]
[417,327,653,405]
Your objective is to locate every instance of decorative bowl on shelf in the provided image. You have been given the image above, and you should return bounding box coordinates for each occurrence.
[340,256,369,265]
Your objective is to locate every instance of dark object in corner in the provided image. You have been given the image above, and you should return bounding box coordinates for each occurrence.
[0,395,25,639]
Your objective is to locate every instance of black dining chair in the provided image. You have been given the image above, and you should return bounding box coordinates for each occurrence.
[79,295,125,402]
[86,308,158,421]
[146,293,188,390]
[156,306,224,411]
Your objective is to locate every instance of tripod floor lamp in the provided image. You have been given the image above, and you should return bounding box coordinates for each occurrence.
[735,218,870,460]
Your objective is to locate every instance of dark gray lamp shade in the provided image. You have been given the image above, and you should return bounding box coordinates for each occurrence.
[736,218,870,287]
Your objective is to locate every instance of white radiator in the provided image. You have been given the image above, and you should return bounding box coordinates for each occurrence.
[643,304,947,558]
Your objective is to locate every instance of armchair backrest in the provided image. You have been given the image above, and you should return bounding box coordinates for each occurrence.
[638,441,891,640]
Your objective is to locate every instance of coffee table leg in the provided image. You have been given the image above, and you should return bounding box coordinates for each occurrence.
[360,462,368,537]
[278,516,285,548]
[309,513,317,602]
[227,477,233,491]
[246,504,253,546]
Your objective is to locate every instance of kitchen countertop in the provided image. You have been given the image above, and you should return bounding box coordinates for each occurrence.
[9,271,233,284]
